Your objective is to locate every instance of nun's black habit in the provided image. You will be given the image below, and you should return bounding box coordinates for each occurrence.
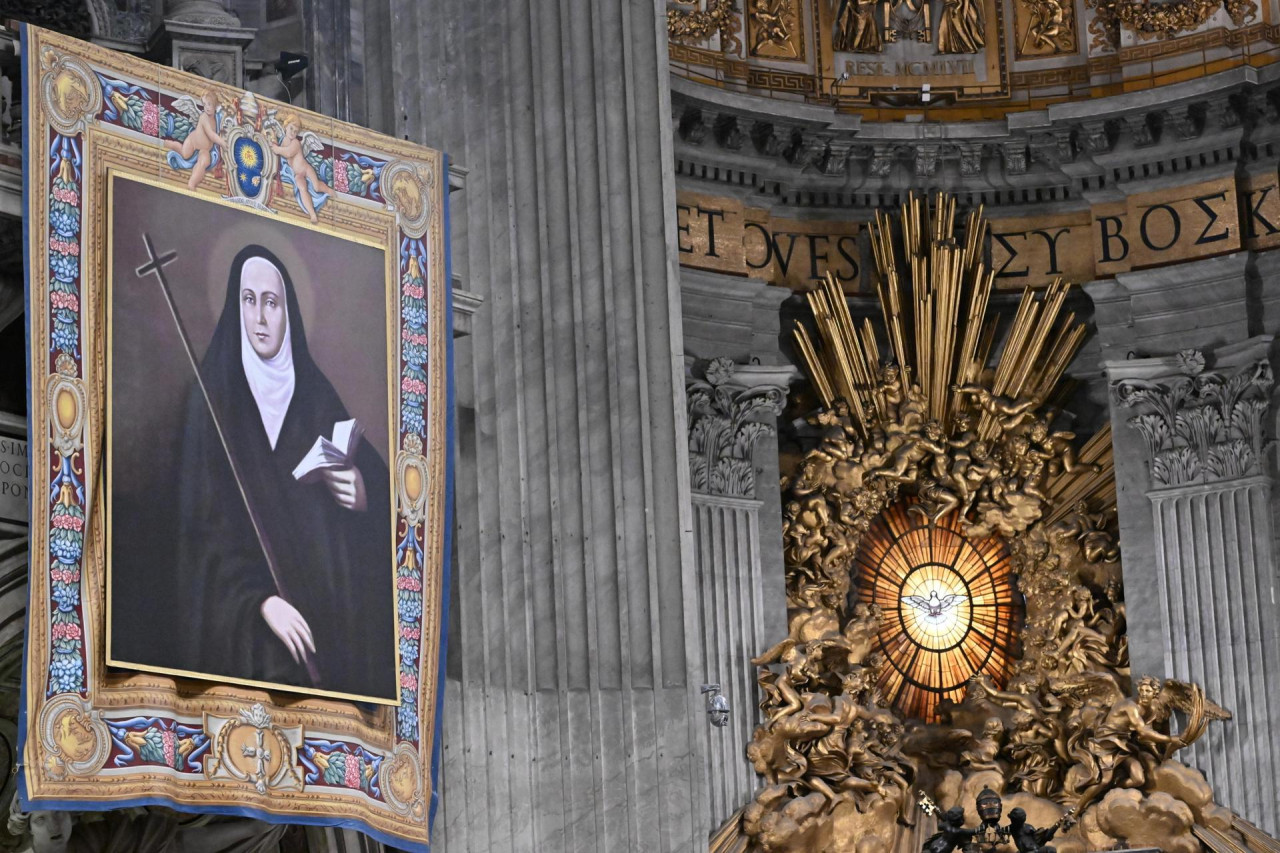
[173,245,395,700]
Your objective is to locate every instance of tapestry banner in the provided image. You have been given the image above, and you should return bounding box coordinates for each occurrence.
[19,26,453,852]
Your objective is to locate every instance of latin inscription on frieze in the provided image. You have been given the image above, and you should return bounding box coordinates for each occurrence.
[677,191,860,290]
[845,58,977,77]
[676,171,1280,290]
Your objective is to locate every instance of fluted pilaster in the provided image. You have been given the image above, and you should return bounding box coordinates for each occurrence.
[1111,337,1280,834]
[1147,478,1279,825]
[685,359,793,825]
[691,494,763,825]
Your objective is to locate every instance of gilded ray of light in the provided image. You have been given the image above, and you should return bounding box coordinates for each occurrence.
[853,502,1023,722]
[792,192,1086,440]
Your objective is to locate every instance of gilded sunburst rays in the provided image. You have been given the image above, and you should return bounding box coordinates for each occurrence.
[792,192,1086,441]
[853,501,1022,722]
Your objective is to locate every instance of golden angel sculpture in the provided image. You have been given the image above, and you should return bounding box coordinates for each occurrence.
[834,0,885,51]
[711,193,1277,853]
[936,0,986,52]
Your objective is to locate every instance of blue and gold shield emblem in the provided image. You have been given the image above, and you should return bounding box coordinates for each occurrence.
[222,123,279,210]
[232,136,266,200]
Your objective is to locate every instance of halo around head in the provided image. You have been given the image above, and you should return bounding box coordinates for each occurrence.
[207,220,316,333]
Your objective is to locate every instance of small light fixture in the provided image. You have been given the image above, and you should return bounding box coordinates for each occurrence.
[701,684,730,728]
[921,83,932,104]
[274,51,309,82]
[247,52,310,104]
[831,70,850,105]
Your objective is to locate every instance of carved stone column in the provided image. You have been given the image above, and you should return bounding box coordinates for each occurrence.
[378,0,706,848]
[85,0,151,53]
[686,357,793,827]
[1085,254,1254,681]
[1111,337,1280,834]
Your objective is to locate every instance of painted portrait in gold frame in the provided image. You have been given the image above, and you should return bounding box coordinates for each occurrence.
[104,172,401,706]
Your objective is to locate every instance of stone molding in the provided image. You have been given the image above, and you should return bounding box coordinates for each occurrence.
[449,277,483,339]
[686,358,792,498]
[152,1,256,87]
[671,66,1280,210]
[690,491,763,510]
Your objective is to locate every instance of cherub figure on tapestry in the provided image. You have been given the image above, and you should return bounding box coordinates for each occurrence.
[164,91,226,192]
[269,113,334,223]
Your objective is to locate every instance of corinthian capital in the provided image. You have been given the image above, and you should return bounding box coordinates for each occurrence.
[1114,341,1274,489]
[686,358,793,498]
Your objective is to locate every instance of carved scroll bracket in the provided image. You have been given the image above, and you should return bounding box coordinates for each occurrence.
[1113,336,1275,491]
[686,357,795,499]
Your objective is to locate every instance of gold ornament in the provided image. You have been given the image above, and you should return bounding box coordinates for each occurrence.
[936,0,986,54]
[204,704,304,794]
[1085,0,1255,47]
[715,193,1269,853]
[834,0,885,52]
[1017,0,1075,54]
[668,0,744,54]
[747,0,801,58]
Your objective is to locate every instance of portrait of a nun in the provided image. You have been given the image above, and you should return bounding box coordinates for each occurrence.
[173,245,396,701]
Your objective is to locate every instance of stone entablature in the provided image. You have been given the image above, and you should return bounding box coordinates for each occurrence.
[673,66,1280,203]
[672,65,1280,290]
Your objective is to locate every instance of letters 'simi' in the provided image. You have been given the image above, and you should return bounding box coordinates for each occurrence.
[20,26,453,851]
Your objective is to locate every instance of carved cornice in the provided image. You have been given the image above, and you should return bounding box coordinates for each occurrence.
[1115,346,1274,490]
[686,358,791,498]
[165,0,242,27]
[670,65,1280,208]
[0,0,92,40]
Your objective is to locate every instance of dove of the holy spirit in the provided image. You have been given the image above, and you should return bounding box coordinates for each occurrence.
[902,589,967,622]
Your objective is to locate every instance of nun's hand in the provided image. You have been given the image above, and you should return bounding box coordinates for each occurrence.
[323,466,367,512]
[260,596,316,665]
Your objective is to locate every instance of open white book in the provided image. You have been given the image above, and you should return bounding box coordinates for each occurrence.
[292,418,364,483]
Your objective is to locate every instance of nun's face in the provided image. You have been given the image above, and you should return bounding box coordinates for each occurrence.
[240,258,287,360]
